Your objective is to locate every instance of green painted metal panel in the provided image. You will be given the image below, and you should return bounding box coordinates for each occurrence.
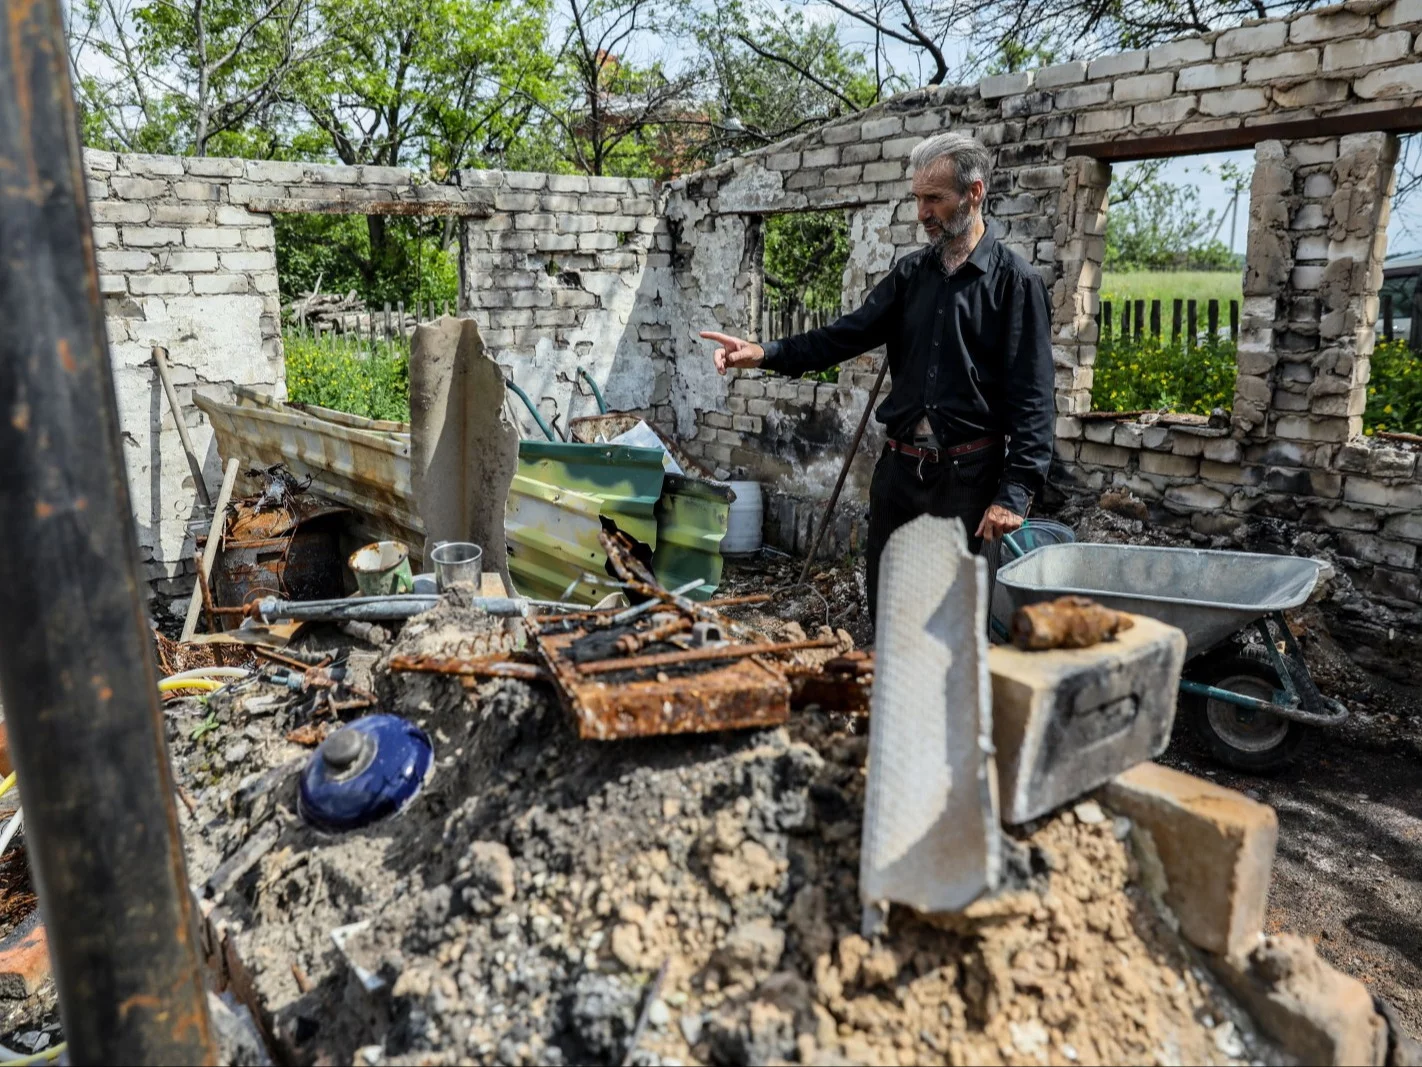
[652,475,732,600]
[506,441,666,603]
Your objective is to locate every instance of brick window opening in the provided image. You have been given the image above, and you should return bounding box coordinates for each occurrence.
[1089,150,1254,421]
[752,209,851,382]
[1365,132,1421,440]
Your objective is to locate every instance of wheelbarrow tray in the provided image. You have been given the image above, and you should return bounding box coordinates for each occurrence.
[995,543,1322,659]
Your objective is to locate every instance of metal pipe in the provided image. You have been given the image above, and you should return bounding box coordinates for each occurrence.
[0,2,217,1062]
[503,378,558,441]
[577,366,608,414]
[798,358,891,584]
[257,594,529,621]
[1177,680,1349,727]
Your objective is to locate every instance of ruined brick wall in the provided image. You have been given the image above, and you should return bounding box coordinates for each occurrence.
[455,170,673,437]
[83,151,492,612]
[659,0,1422,658]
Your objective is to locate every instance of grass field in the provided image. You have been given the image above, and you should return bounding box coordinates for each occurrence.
[1100,270,1243,308]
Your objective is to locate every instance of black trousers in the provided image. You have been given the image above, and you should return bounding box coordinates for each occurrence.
[865,444,1004,624]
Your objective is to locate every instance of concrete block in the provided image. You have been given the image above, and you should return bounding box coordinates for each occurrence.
[90,200,150,224]
[989,615,1187,824]
[1036,60,1087,87]
[184,227,243,249]
[1055,83,1112,110]
[1274,79,1350,108]
[861,516,998,914]
[1244,49,1319,82]
[1086,49,1147,79]
[1379,0,1422,26]
[192,274,251,295]
[1199,87,1269,116]
[1148,37,1213,67]
[1322,31,1411,71]
[980,71,1031,99]
[1076,108,1133,134]
[121,225,183,247]
[1208,935,1388,1066]
[1178,62,1243,91]
[1103,762,1277,956]
[1355,62,1422,98]
[1134,96,1198,126]
[1113,71,1176,102]
[1216,21,1287,57]
[220,250,276,272]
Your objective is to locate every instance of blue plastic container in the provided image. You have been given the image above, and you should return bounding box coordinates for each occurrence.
[298,714,433,832]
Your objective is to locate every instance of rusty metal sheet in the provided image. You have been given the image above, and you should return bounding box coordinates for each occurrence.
[193,388,425,564]
[535,626,789,740]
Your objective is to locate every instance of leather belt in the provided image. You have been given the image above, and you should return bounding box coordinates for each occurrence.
[886,434,1001,464]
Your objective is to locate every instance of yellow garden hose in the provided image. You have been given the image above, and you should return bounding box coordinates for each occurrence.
[157,677,224,695]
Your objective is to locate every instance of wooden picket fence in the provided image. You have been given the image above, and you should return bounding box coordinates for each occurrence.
[762,295,840,339]
[286,297,456,357]
[1098,298,1240,345]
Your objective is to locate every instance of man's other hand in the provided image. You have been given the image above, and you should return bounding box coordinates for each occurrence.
[700,331,765,375]
[976,504,1024,541]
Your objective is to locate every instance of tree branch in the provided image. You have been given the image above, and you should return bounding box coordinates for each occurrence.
[732,32,862,111]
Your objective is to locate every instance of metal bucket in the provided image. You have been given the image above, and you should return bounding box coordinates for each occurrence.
[431,541,483,592]
[349,540,414,596]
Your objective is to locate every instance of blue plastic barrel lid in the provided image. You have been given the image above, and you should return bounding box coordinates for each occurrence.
[298,714,433,832]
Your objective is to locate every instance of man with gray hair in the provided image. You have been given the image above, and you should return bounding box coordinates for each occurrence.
[700,131,1055,623]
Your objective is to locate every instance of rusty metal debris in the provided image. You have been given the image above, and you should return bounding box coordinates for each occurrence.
[576,637,839,677]
[1010,595,1135,651]
[389,654,551,683]
[787,651,875,714]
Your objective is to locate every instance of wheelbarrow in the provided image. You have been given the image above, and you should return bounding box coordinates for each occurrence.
[991,541,1348,772]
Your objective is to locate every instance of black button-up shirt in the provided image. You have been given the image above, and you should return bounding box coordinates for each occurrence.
[760,226,1055,516]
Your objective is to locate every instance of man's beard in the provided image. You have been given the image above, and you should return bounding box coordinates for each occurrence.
[928,198,975,254]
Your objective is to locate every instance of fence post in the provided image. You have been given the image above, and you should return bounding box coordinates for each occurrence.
[1149,299,1161,339]
[1171,299,1182,344]
[1229,299,1239,341]
[1207,298,1219,341]
[1133,299,1144,342]
[1187,299,1197,347]
[1102,300,1111,337]
[1384,294,1394,342]
[383,301,392,355]
[1120,300,1130,340]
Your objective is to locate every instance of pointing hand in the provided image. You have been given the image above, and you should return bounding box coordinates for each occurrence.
[699,331,765,375]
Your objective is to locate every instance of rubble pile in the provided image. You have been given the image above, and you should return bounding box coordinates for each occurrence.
[167,593,1276,1067]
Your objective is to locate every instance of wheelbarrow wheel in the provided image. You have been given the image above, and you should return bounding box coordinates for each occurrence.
[1184,644,1310,773]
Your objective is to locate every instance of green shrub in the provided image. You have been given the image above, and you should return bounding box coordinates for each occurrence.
[1091,335,1237,416]
[1366,339,1422,436]
[284,333,411,422]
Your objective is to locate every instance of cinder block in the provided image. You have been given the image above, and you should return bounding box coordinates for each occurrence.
[989,615,1186,824]
[1103,762,1277,956]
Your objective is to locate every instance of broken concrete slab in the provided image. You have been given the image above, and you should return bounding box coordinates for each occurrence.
[409,316,519,592]
[1209,934,1388,1067]
[989,613,1187,823]
[860,515,999,916]
[1103,761,1277,957]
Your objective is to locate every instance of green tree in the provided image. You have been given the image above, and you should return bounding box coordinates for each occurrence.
[1104,163,1243,272]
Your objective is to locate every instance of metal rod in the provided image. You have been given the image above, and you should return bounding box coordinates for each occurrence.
[151,346,212,508]
[0,1,216,1060]
[576,637,839,676]
[799,358,891,584]
[607,578,705,626]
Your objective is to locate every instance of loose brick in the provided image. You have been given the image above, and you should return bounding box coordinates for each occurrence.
[0,918,50,998]
[989,615,1187,824]
[1209,935,1388,1066]
[1104,762,1277,957]
[979,71,1031,99]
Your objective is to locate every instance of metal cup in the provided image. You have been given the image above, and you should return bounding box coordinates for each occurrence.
[430,541,483,592]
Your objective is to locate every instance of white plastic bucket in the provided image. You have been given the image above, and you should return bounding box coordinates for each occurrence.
[722,480,763,555]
